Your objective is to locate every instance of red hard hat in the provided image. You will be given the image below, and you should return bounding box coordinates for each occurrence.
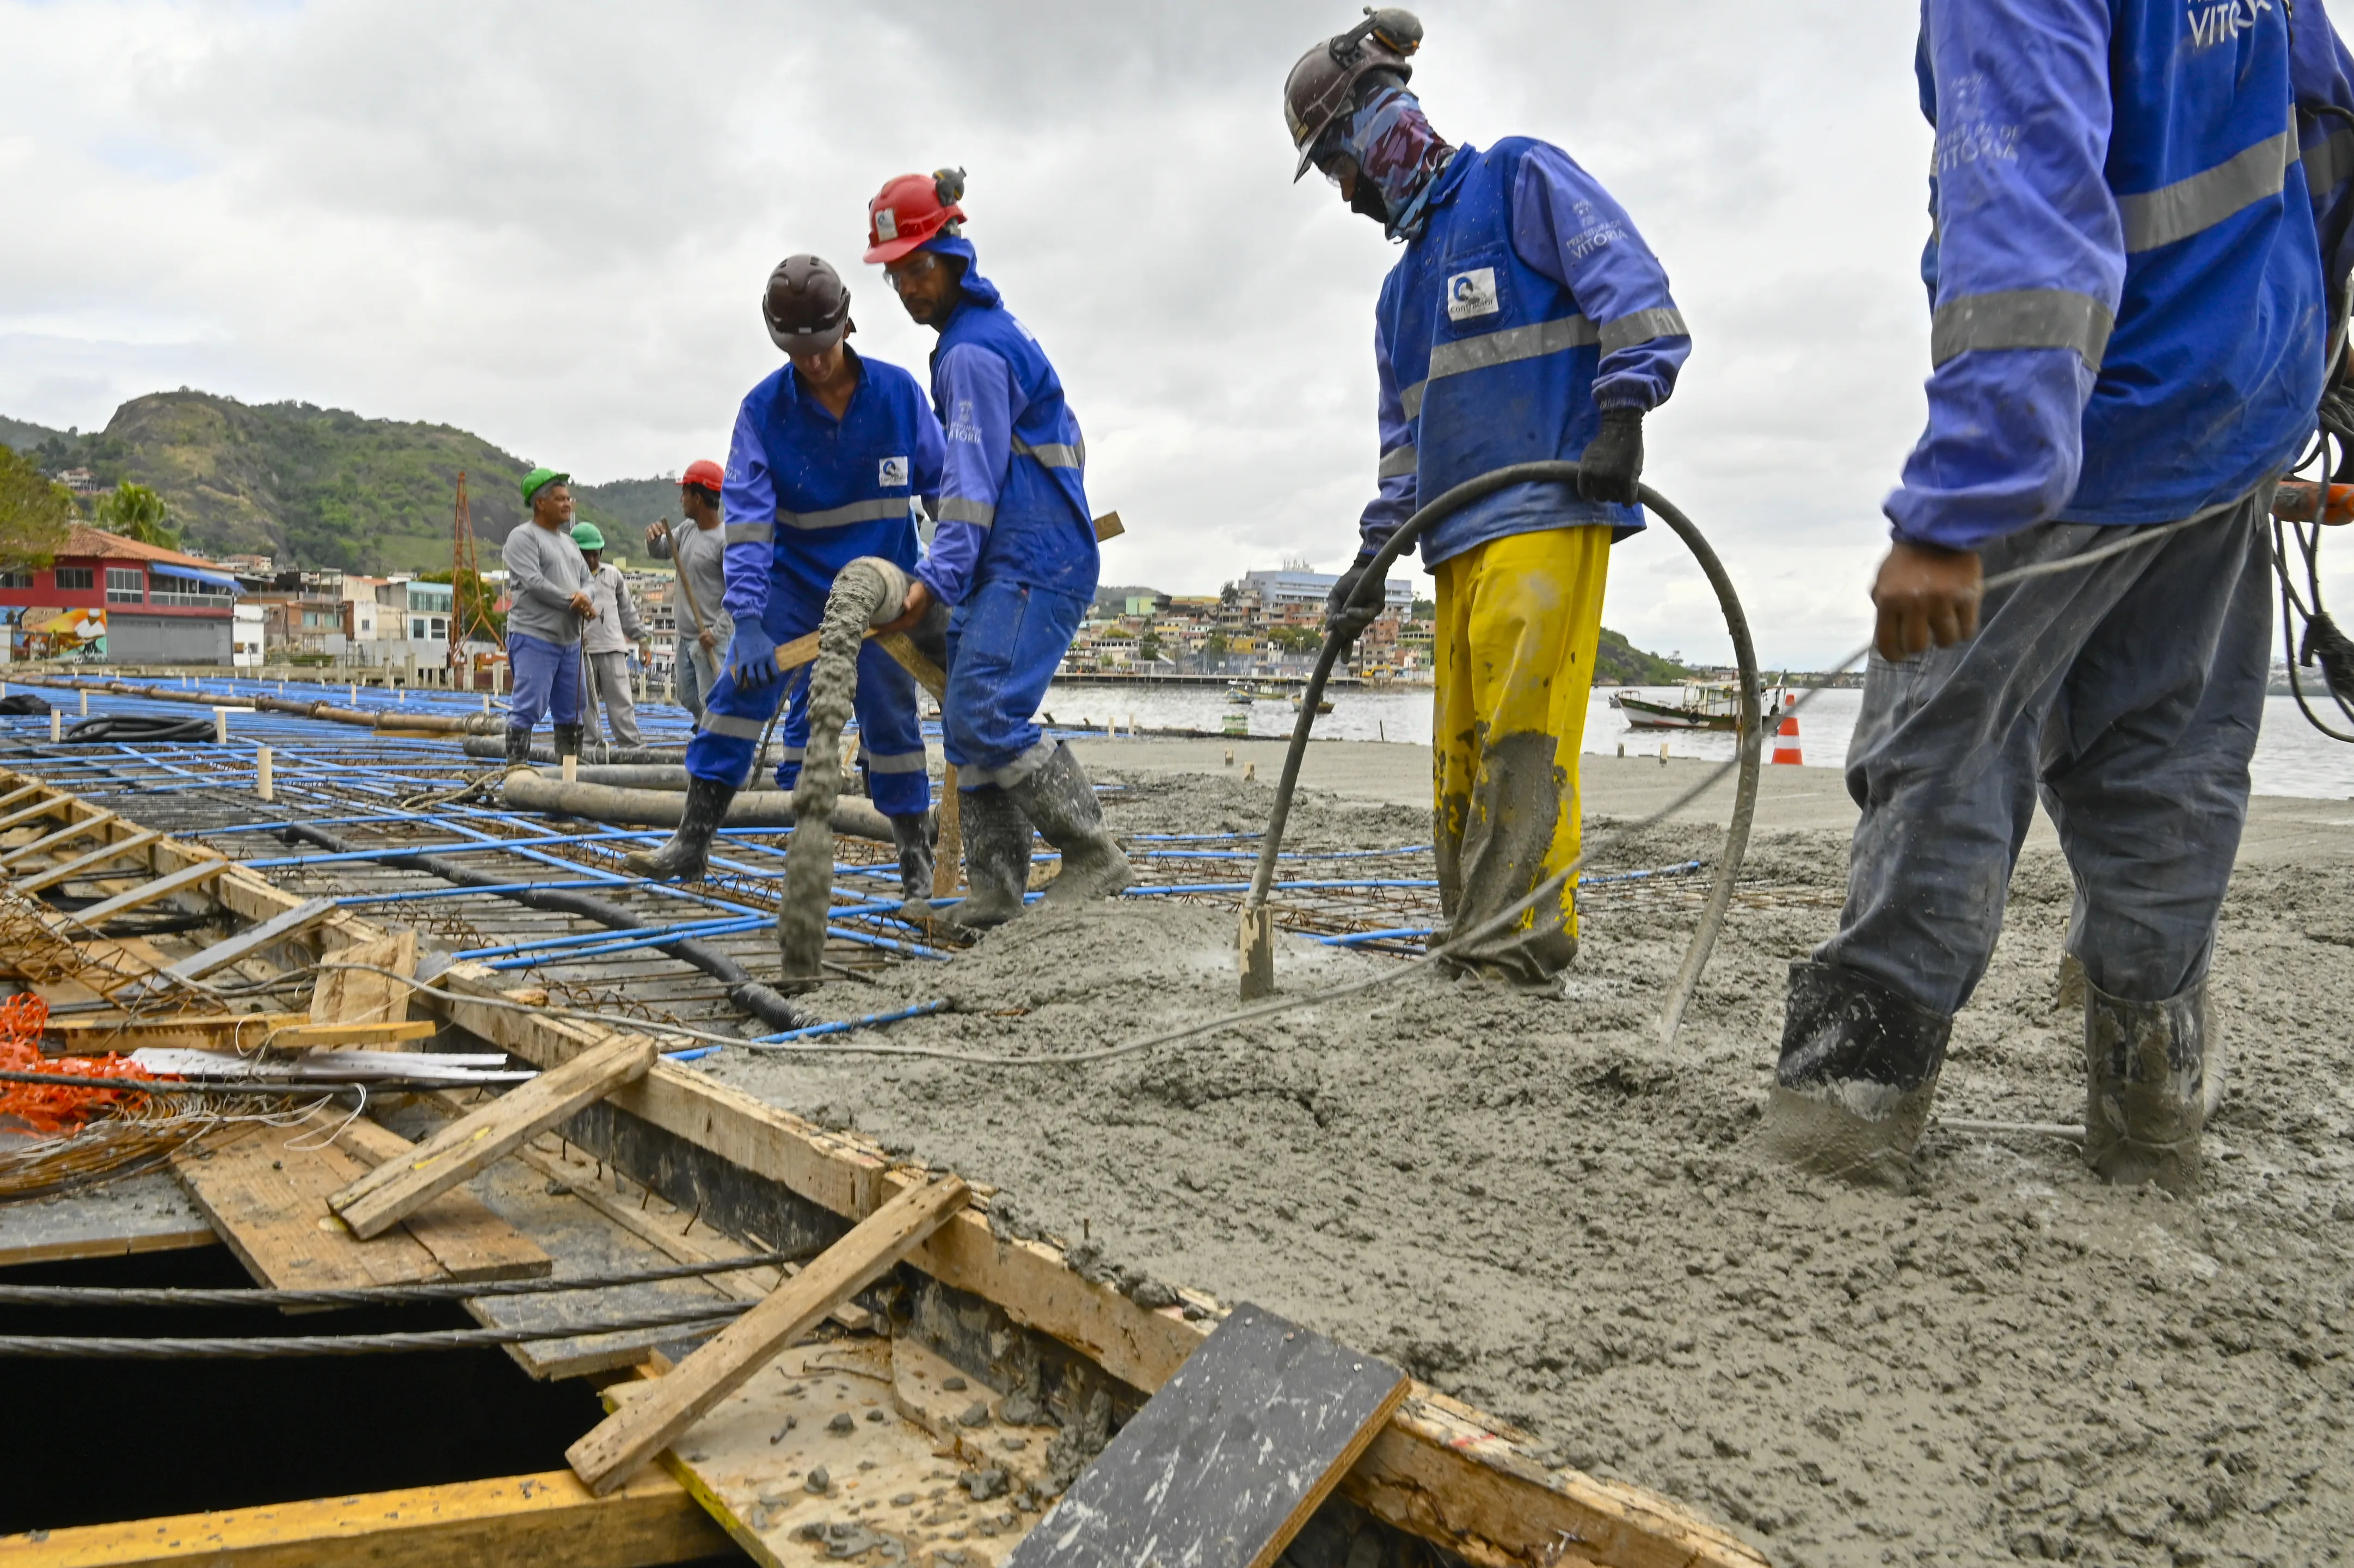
[681,459,724,494]
[864,168,967,264]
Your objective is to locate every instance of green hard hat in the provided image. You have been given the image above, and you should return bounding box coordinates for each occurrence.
[520,466,569,505]
[571,521,606,551]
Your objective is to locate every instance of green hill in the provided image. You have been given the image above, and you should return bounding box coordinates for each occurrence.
[1593,627,1693,686]
[0,415,65,453]
[0,391,639,573]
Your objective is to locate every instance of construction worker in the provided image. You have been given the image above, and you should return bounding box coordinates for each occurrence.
[1285,11,1689,991]
[644,459,730,720]
[1765,0,2354,1192]
[628,255,943,911]
[864,168,1132,926]
[501,467,594,765]
[573,522,649,751]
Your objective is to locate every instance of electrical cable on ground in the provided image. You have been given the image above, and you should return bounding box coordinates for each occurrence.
[0,1247,821,1309]
[0,1300,749,1359]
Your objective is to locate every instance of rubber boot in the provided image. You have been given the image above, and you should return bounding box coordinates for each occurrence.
[552,723,582,763]
[502,726,533,768]
[2083,979,2208,1194]
[1760,960,1952,1189]
[624,775,736,881]
[889,812,936,914]
[1005,743,1133,906]
[954,786,1032,929]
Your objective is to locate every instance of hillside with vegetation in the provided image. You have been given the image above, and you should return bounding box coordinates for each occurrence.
[0,391,636,574]
[1593,626,1693,685]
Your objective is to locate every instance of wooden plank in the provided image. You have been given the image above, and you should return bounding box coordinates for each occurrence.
[601,1338,1036,1568]
[1093,511,1124,541]
[168,1121,446,1292]
[0,1468,729,1568]
[333,1117,553,1284]
[2,815,130,876]
[49,1013,307,1053]
[1007,1303,1407,1568]
[261,1019,438,1050]
[874,632,947,700]
[309,926,418,1026]
[0,796,77,837]
[0,780,51,817]
[57,858,228,927]
[157,895,337,982]
[567,1175,968,1495]
[13,830,161,896]
[331,1032,656,1240]
[0,1170,219,1269]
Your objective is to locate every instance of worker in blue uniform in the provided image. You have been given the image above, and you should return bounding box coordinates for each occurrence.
[629,254,944,912]
[1284,11,1691,991]
[863,168,1132,927]
[1766,0,2354,1192]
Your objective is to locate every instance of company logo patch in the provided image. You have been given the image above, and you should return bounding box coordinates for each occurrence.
[874,208,899,241]
[1446,268,1500,321]
[878,456,909,487]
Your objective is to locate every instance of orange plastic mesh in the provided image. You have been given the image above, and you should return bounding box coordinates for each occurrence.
[0,993,159,1135]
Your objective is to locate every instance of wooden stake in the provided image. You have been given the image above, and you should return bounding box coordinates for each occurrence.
[1239,903,1276,1000]
[331,1032,656,1240]
[256,745,273,801]
[566,1175,968,1495]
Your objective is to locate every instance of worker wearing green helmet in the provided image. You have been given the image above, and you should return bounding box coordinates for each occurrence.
[573,521,648,750]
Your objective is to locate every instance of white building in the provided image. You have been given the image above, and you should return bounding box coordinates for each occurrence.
[232,602,266,668]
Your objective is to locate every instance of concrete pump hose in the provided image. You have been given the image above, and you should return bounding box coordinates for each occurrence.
[1243,459,1762,1046]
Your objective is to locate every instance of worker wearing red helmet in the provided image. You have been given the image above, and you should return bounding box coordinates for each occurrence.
[644,459,730,720]
[865,168,1132,926]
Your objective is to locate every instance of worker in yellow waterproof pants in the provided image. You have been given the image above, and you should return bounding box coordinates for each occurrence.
[1430,525,1610,989]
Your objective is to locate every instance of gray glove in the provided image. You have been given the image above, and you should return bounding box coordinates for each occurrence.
[1577,407,1645,505]
[1324,554,1381,649]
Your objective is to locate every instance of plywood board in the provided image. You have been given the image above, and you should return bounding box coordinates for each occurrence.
[168,1121,446,1292]
[333,1117,552,1284]
[0,1467,729,1567]
[0,1170,218,1269]
[309,927,418,1027]
[1005,1303,1406,1568]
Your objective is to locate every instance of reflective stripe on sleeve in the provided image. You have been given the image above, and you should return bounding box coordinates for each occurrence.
[865,751,929,774]
[936,497,997,528]
[2306,126,2354,196]
[1400,314,1599,419]
[2118,126,2299,253]
[724,520,775,546]
[776,745,807,762]
[1010,435,1086,469]
[1376,443,1418,480]
[1928,288,2115,371]
[775,497,912,531]
[1598,306,1689,356]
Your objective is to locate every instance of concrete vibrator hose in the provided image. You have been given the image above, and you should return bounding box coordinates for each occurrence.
[1238,459,1763,1047]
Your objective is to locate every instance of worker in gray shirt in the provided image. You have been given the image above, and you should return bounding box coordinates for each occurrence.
[572,522,648,749]
[501,468,594,765]
[643,459,732,719]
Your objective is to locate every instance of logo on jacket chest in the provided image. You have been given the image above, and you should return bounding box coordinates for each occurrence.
[878,456,909,488]
[1446,267,1501,321]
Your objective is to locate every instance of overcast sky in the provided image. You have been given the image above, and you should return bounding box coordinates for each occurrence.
[5,1,2331,671]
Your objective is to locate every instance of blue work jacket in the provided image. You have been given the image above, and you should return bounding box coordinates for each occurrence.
[719,348,945,616]
[1893,0,2354,549]
[918,240,1099,606]
[1360,138,1691,569]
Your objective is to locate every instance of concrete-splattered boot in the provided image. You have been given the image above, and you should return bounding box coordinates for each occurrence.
[1006,743,1133,906]
[625,775,735,881]
[954,786,1032,929]
[2083,979,2208,1194]
[1761,960,1952,1189]
[552,723,583,766]
[502,726,533,768]
[889,812,936,915]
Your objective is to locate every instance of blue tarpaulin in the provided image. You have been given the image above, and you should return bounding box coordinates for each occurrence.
[147,562,241,592]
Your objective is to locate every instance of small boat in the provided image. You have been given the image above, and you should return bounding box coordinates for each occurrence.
[1611,680,1779,731]
[1224,684,1255,704]
[1290,692,1335,714]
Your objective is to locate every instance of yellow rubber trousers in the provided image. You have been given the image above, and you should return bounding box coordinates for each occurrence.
[1431,526,1611,986]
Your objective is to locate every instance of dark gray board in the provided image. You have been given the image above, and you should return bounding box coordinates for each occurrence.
[1008,1302,1408,1568]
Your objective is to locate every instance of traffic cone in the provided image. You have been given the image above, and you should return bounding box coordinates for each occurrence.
[1771,693,1803,765]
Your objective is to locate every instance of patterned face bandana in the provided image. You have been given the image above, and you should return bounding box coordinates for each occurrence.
[1324,84,1453,242]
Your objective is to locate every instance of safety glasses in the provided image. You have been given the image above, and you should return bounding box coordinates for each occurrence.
[884,253,941,293]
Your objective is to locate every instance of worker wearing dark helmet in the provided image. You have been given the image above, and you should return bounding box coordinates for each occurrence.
[628,255,944,914]
[865,168,1132,927]
[1287,10,1690,992]
[1766,1,2354,1193]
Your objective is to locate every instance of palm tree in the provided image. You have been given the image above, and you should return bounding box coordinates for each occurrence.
[95,482,177,548]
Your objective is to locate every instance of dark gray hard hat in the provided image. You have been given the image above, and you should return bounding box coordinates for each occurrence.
[1283,8,1423,181]
[763,254,853,353]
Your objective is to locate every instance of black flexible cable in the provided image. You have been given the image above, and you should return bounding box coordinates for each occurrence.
[275,822,809,1031]
[62,716,219,745]
[0,1300,747,1358]
[0,1247,819,1309]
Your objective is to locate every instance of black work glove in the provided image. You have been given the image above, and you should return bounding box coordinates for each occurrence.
[1577,407,1645,505]
[1324,553,1382,650]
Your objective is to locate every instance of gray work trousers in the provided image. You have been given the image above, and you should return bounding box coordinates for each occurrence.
[1816,494,2271,1017]
[675,640,720,722]
[580,648,643,748]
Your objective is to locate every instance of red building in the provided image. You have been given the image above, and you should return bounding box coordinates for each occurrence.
[0,525,242,665]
